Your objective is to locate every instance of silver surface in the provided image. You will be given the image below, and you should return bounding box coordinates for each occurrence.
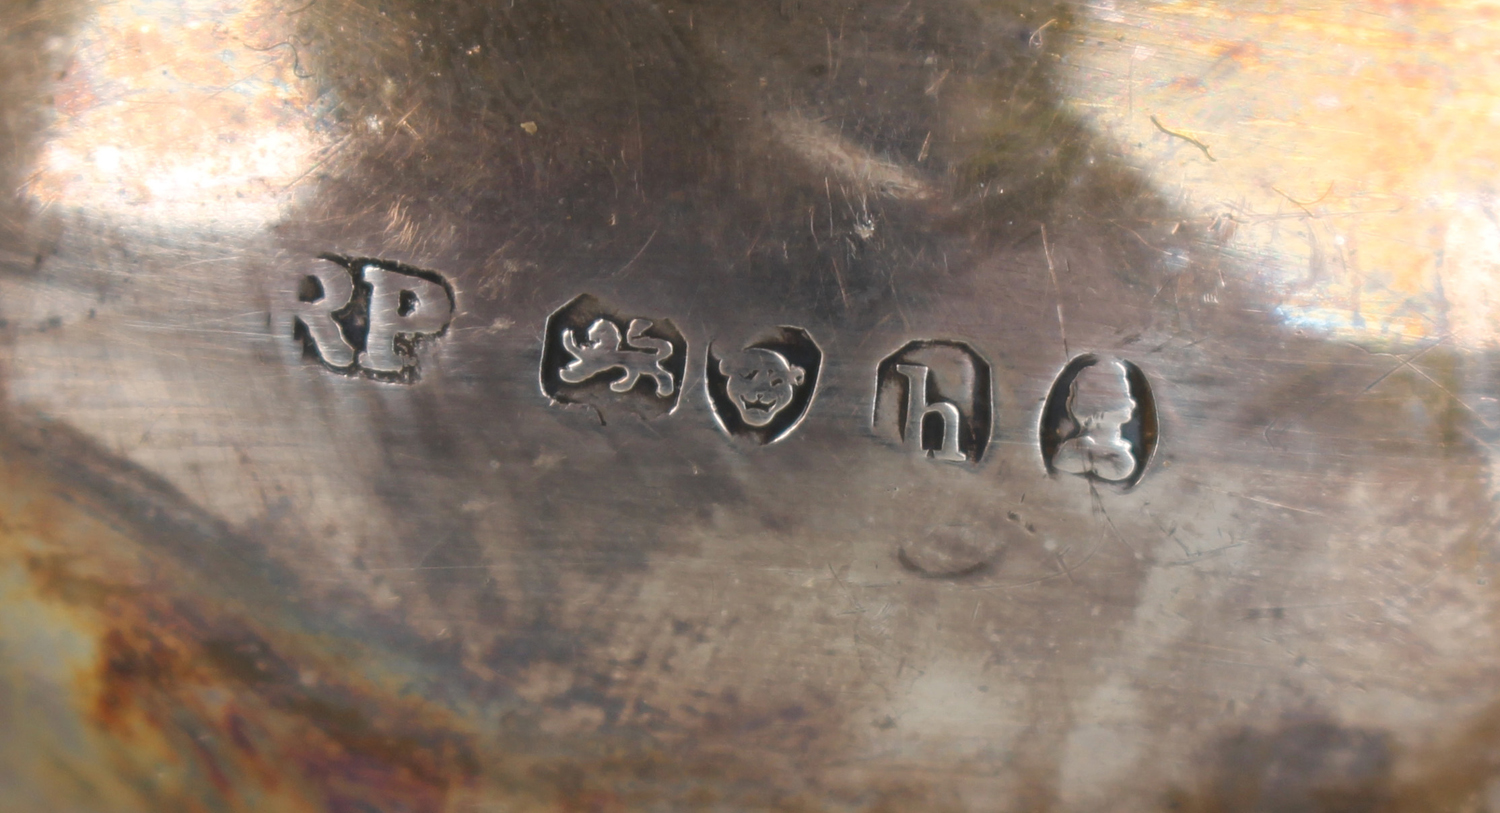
[2,0,1499,810]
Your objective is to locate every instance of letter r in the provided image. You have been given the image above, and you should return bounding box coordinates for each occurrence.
[291,260,355,368]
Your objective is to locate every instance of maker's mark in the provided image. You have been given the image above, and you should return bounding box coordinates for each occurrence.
[283,255,455,383]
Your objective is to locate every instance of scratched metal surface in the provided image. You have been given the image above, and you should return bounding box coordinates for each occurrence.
[2,0,1500,810]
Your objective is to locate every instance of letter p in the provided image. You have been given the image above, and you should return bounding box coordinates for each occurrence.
[361,266,454,373]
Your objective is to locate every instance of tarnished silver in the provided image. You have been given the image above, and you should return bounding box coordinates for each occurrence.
[5,0,1500,811]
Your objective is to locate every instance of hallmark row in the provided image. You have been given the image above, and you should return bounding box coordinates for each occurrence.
[285,257,1157,487]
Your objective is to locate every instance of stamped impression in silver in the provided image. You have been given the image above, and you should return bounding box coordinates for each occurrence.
[1040,355,1158,487]
[287,255,455,383]
[706,326,822,445]
[540,294,688,419]
[873,341,993,464]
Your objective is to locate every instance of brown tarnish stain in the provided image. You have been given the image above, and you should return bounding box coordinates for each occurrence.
[1167,717,1393,812]
[15,409,1500,807]
[1385,699,1500,812]
[1167,707,1500,812]
[17,515,481,811]
[0,415,939,810]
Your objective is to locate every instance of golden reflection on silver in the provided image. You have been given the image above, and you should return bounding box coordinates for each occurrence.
[27,0,324,229]
[1065,0,1500,347]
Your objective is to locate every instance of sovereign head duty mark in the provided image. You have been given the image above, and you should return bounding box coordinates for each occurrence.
[1040,354,1158,488]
